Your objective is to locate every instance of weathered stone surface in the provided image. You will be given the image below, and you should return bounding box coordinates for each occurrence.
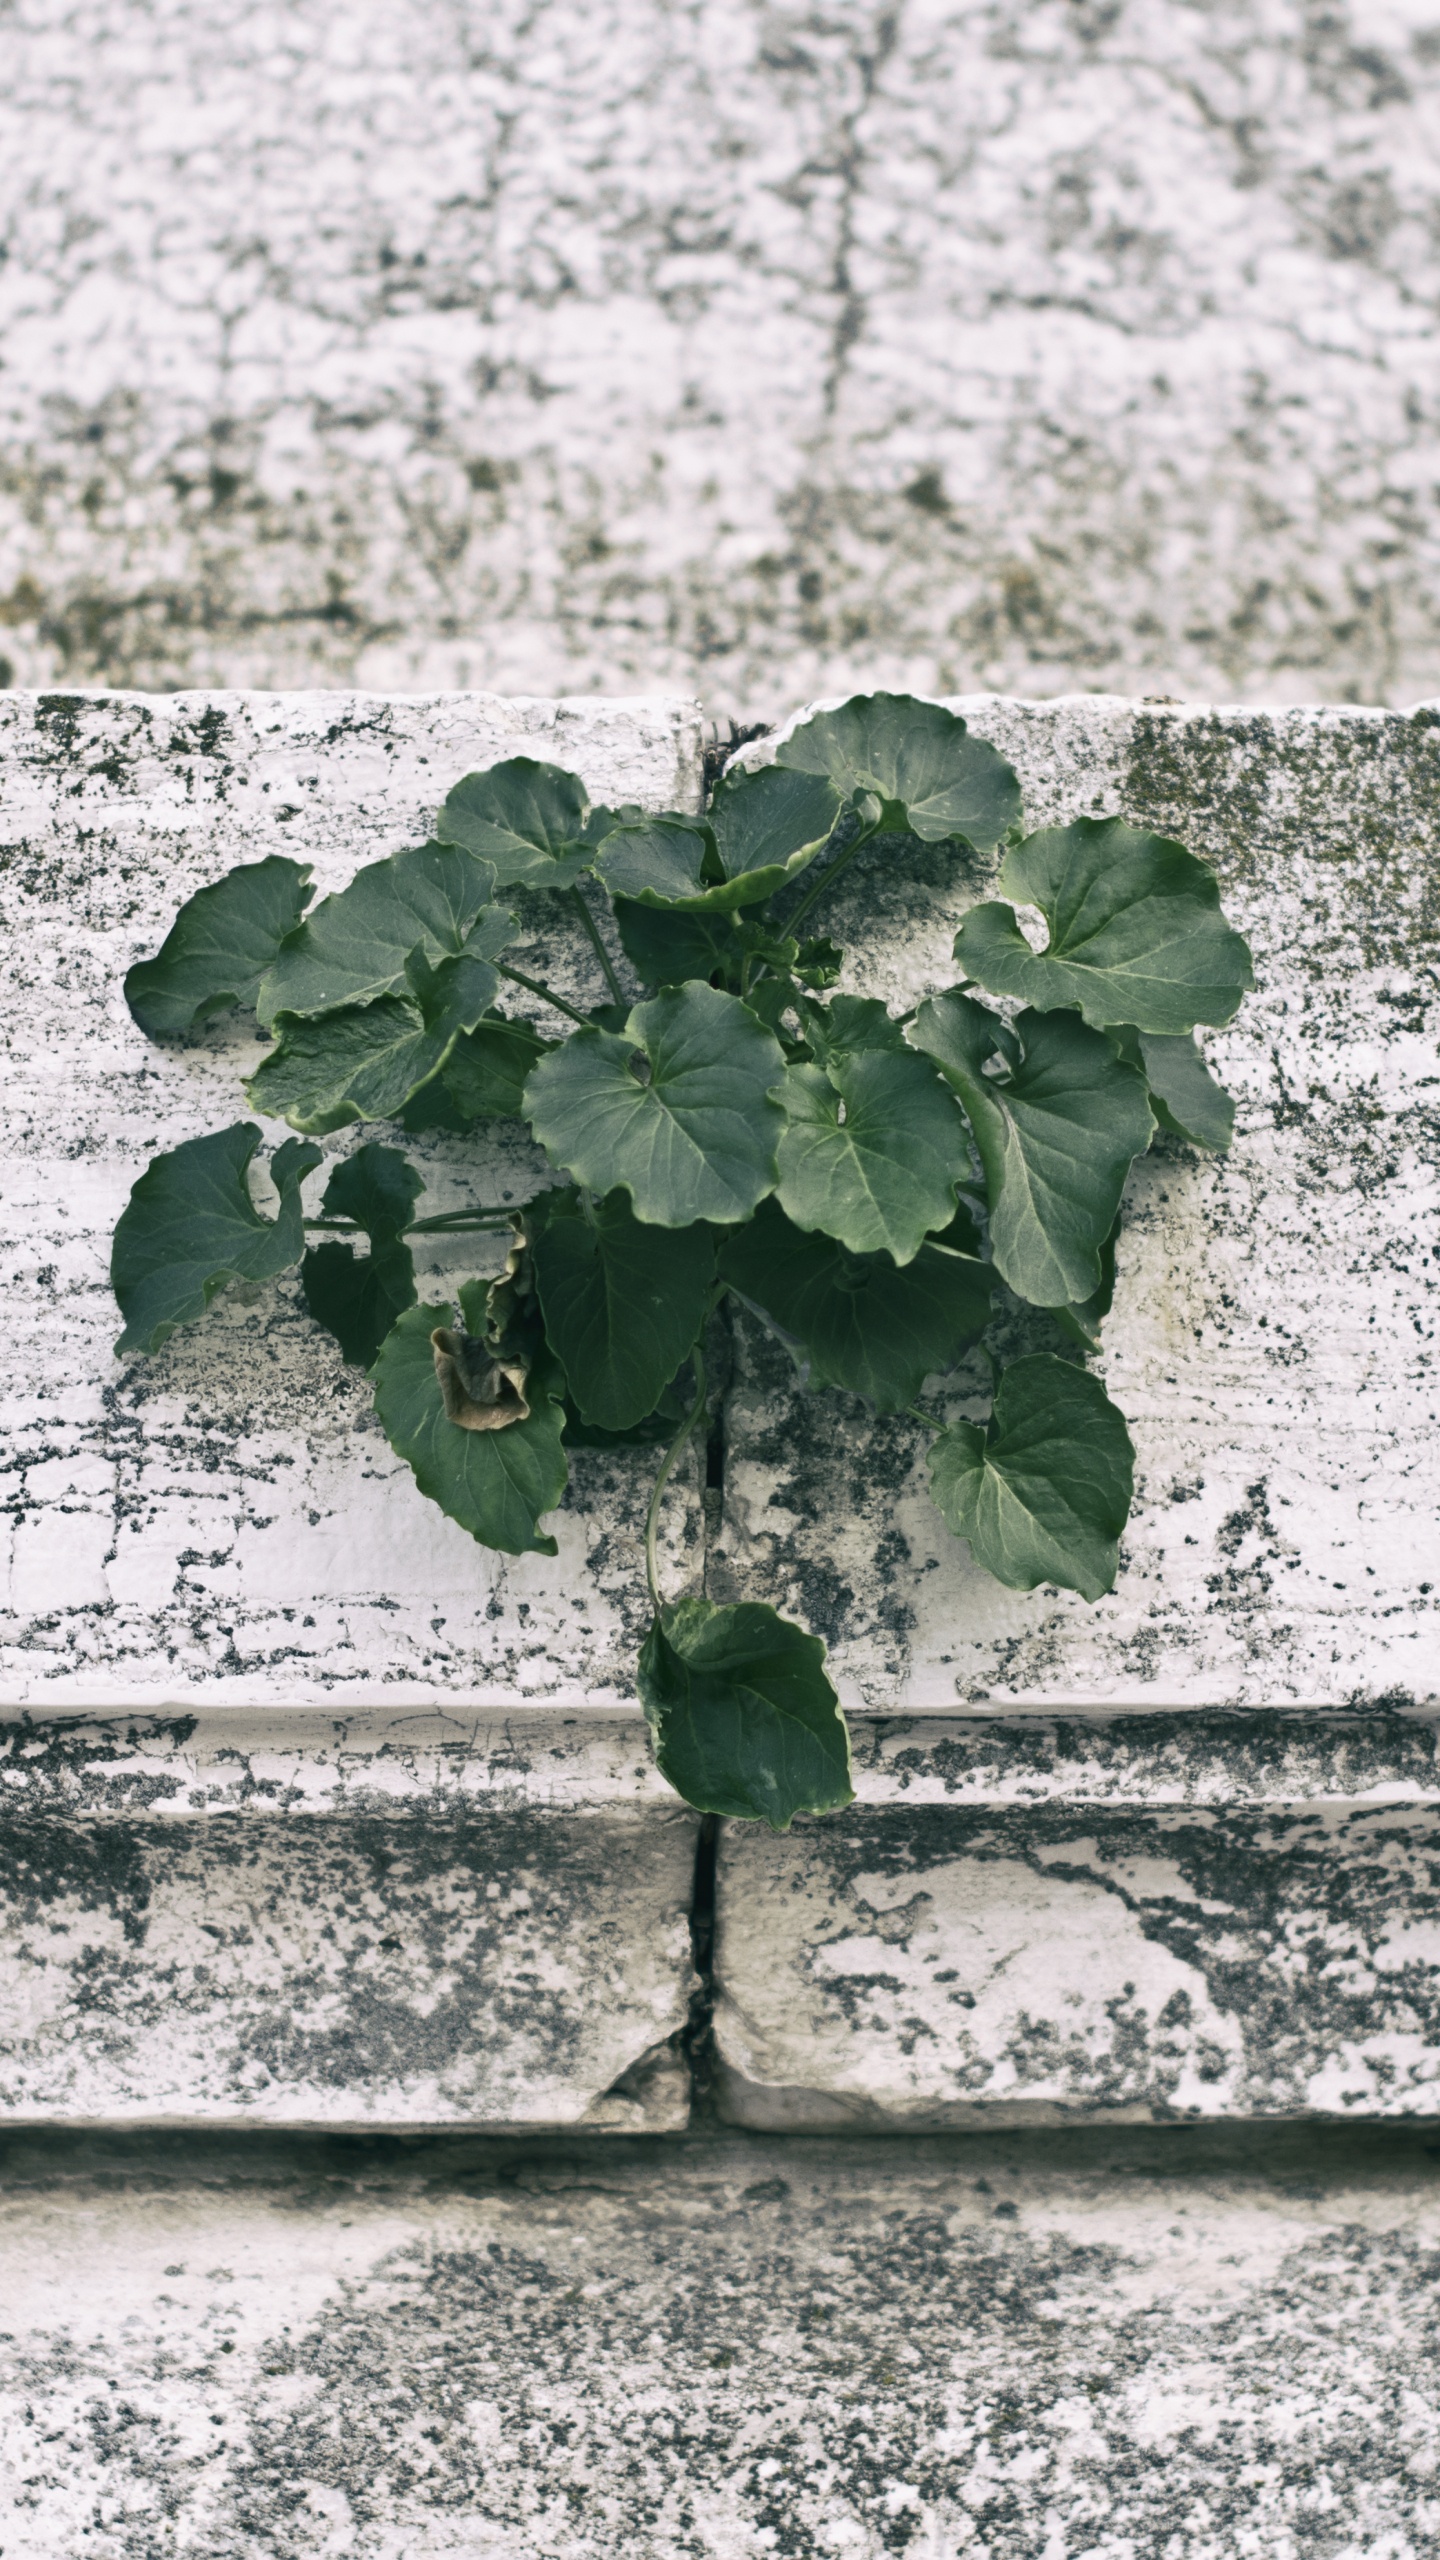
[0,1711,697,2128]
[3,3,1440,715]
[714,694,1440,1708]
[0,688,703,1705]
[713,1711,1440,2128]
[1,2123,1439,2554]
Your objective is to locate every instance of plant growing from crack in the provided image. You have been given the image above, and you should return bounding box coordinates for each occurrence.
[111,694,1252,1827]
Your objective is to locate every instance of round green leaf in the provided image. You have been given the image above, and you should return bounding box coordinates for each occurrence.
[523,982,786,1227]
[594,769,841,913]
[926,1354,1134,1600]
[112,1123,321,1357]
[774,1051,971,1265]
[370,1303,568,1558]
[720,1197,993,1411]
[775,692,1021,847]
[256,845,506,1024]
[125,855,314,1036]
[531,1190,715,1430]
[434,757,603,890]
[910,993,1154,1306]
[954,818,1255,1033]
[637,1594,853,1828]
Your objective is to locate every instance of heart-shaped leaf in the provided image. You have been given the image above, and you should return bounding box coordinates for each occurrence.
[720,1198,993,1411]
[531,1190,715,1430]
[926,1354,1134,1599]
[637,1594,853,1827]
[775,1051,970,1265]
[300,1144,423,1367]
[435,757,612,890]
[775,692,1021,847]
[523,981,786,1227]
[248,943,506,1134]
[112,1123,321,1356]
[256,845,506,1024]
[125,856,314,1036]
[371,1302,568,1557]
[954,818,1254,1033]
[1114,1027,1235,1150]
[910,993,1153,1305]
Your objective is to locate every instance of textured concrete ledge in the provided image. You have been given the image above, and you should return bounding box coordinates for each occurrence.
[718,693,1440,1709]
[1,2125,1439,2557]
[713,1711,1440,2131]
[0,1713,697,2130]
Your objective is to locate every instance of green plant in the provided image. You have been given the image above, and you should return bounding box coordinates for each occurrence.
[112,693,1253,1827]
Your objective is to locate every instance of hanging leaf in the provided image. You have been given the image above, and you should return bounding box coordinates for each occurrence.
[124,856,314,1036]
[720,1198,993,1411]
[247,944,506,1134]
[256,845,508,1024]
[954,817,1254,1033]
[300,1143,423,1368]
[1052,1213,1119,1353]
[523,981,786,1227]
[371,1303,568,1557]
[910,993,1153,1306]
[434,757,615,890]
[775,1051,970,1265]
[1110,1027,1235,1150]
[637,1595,853,1828]
[440,1016,552,1124]
[926,1354,1134,1600]
[530,1190,715,1431]
[112,1123,321,1356]
[775,692,1021,847]
[590,817,714,903]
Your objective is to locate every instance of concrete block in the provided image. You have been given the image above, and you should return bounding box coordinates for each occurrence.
[0,1712,697,2129]
[715,696,1440,1709]
[0,688,704,1706]
[713,1711,1440,2129]
[0,2125,1437,2555]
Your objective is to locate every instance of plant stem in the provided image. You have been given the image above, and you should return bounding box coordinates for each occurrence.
[782,824,875,935]
[498,963,592,1026]
[907,1403,945,1434]
[644,1349,708,1616]
[570,885,626,1009]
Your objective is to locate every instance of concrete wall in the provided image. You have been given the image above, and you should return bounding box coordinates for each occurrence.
[3,1,1440,717]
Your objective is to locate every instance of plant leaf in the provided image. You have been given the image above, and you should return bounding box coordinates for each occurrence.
[434,757,608,890]
[775,692,1021,847]
[910,993,1154,1305]
[720,1197,993,1411]
[112,1123,321,1356]
[256,845,507,1024]
[1052,1213,1119,1352]
[247,946,505,1134]
[1116,1027,1236,1149]
[637,1594,853,1827]
[531,1189,715,1430]
[595,768,841,913]
[370,1303,568,1557]
[926,1353,1134,1600]
[775,1051,970,1265]
[442,1016,552,1122]
[612,899,796,991]
[299,1143,423,1367]
[523,981,786,1227]
[124,856,314,1036]
[954,818,1254,1033]
[798,994,907,1065]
